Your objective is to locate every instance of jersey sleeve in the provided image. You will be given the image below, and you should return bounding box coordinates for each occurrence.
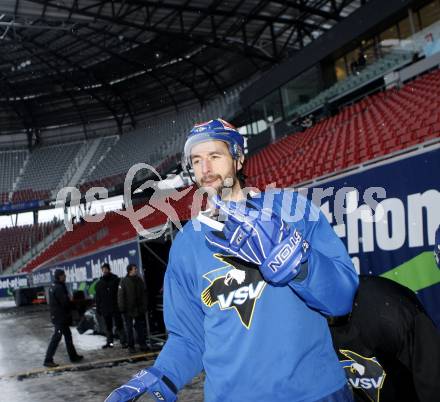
[153,242,205,391]
[285,193,359,316]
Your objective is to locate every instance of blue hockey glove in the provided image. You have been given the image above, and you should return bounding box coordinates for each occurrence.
[205,196,310,285]
[105,366,177,402]
[260,228,311,285]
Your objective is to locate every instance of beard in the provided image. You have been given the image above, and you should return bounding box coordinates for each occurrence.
[198,173,237,196]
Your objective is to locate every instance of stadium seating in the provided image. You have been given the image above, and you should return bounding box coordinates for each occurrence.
[11,189,51,204]
[245,67,440,189]
[21,186,197,272]
[80,136,118,185]
[12,143,83,203]
[0,193,9,204]
[0,89,242,205]
[0,150,28,203]
[5,68,440,273]
[85,128,166,182]
[77,89,242,190]
[21,213,132,272]
[0,222,60,271]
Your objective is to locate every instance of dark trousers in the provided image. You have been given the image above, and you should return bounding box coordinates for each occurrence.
[123,314,146,348]
[103,312,126,345]
[44,324,78,363]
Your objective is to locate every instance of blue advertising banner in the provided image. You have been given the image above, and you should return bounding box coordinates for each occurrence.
[0,199,45,213]
[0,274,29,298]
[306,147,440,326]
[30,240,141,296]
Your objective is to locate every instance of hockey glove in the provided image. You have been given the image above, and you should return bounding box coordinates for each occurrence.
[205,196,310,285]
[105,366,177,402]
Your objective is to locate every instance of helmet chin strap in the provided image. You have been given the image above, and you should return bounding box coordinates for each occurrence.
[184,162,197,186]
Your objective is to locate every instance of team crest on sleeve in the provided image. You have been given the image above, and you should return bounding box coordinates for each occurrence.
[201,254,266,329]
[339,349,386,402]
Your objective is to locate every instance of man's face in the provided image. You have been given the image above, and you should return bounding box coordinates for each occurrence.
[59,274,66,283]
[129,266,138,276]
[190,140,242,193]
[101,267,110,276]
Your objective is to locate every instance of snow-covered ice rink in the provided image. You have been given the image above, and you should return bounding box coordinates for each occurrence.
[0,300,203,402]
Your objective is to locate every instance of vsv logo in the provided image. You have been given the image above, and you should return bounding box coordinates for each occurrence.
[268,230,302,273]
[201,255,266,329]
[217,282,265,308]
[339,350,386,402]
[349,376,385,390]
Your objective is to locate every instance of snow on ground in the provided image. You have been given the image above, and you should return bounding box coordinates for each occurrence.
[0,298,16,309]
[71,327,106,351]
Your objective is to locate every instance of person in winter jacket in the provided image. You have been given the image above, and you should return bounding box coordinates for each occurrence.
[95,263,127,348]
[43,269,83,367]
[118,263,148,353]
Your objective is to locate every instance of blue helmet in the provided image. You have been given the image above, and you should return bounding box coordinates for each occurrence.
[183,118,244,166]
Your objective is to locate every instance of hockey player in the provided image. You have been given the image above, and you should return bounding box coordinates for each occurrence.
[106,118,358,402]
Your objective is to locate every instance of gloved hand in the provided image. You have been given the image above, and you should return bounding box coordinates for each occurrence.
[105,366,177,402]
[205,196,310,285]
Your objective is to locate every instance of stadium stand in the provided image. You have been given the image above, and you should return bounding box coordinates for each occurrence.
[0,222,60,271]
[21,186,197,272]
[15,67,440,272]
[80,91,242,188]
[12,143,83,203]
[21,213,133,272]
[0,150,28,203]
[79,136,119,185]
[5,65,438,272]
[0,89,243,205]
[85,128,167,182]
[1,30,439,273]
[245,67,440,189]
[1,64,438,272]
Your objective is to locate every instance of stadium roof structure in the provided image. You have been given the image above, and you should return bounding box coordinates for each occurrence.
[0,0,363,140]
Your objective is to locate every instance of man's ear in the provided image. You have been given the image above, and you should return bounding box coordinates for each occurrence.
[236,154,245,171]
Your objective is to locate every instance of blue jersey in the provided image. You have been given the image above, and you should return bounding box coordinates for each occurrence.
[154,190,358,402]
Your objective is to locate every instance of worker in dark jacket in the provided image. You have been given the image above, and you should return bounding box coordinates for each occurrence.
[118,263,148,353]
[43,269,83,367]
[95,263,127,349]
[329,275,440,402]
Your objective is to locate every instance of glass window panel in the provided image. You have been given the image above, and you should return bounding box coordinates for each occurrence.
[399,17,413,39]
[380,25,399,41]
[280,66,323,117]
[419,1,440,28]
